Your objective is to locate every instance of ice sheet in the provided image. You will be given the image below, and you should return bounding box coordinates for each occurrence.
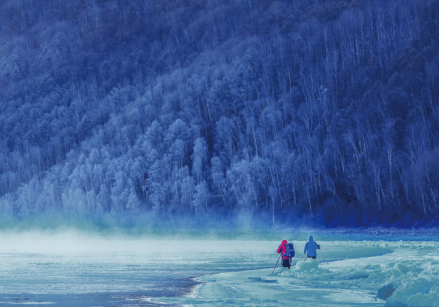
[1,231,438,306]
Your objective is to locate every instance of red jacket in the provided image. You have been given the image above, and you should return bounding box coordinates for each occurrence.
[277,240,289,259]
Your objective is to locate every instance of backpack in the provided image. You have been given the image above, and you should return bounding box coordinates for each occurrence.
[284,243,295,258]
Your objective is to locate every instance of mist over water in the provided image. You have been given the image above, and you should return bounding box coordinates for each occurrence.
[0,228,275,254]
[2,224,438,254]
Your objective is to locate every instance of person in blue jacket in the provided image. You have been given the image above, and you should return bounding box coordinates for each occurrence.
[304,236,320,259]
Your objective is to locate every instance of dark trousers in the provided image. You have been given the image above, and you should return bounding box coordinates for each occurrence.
[282,258,291,268]
[307,256,316,259]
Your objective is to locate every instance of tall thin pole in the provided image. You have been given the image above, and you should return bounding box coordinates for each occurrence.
[272,254,282,273]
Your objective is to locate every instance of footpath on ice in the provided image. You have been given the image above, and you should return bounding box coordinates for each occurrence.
[156,240,439,307]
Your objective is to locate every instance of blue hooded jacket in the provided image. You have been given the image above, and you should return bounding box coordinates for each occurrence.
[304,236,318,257]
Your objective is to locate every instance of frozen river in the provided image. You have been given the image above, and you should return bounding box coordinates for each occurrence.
[1,229,438,306]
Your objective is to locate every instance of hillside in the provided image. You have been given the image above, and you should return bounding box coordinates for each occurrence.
[1,0,438,228]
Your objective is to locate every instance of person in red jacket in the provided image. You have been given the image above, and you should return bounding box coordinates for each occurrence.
[277,239,292,268]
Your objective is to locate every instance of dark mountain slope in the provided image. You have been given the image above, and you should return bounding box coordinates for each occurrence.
[1,0,438,228]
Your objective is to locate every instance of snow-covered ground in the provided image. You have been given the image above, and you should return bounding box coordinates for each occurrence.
[160,240,439,306]
[1,230,438,306]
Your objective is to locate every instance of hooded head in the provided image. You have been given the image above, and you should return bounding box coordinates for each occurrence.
[281,240,287,245]
[309,236,314,242]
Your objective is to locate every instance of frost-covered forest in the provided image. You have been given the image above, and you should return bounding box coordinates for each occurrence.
[1,0,438,228]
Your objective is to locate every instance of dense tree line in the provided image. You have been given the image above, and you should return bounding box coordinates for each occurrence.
[1,0,438,227]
